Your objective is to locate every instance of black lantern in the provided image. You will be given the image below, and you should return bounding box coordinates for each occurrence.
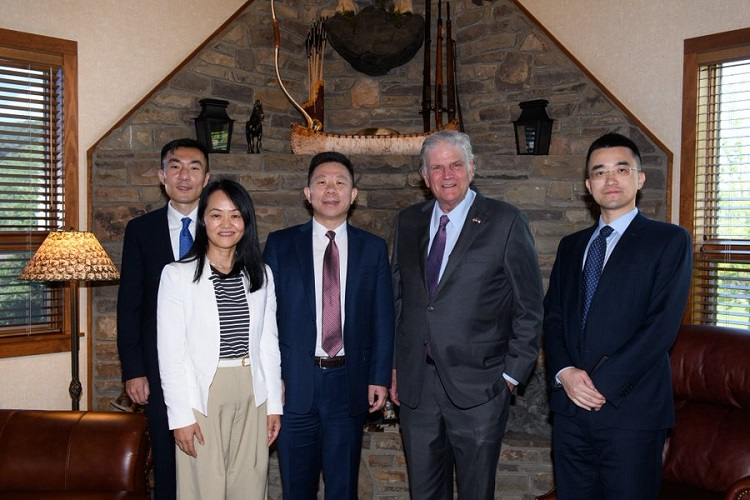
[194,98,234,153]
[513,99,554,155]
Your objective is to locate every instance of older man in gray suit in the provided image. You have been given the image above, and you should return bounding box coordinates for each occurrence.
[390,130,544,499]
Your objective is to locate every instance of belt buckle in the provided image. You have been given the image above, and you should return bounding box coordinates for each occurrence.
[315,356,344,368]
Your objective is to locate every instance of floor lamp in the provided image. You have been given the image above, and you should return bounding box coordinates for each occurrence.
[19,231,119,410]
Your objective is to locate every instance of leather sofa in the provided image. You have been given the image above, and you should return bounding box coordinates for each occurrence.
[537,324,750,500]
[0,409,152,499]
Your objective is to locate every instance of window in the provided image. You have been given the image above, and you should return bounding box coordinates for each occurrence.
[0,28,78,357]
[681,28,750,328]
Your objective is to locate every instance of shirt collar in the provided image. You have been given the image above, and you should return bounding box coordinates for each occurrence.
[431,188,476,227]
[599,207,639,235]
[167,202,198,225]
[311,218,347,238]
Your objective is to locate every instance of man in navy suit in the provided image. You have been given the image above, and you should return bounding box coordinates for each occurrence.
[390,130,544,499]
[263,151,394,500]
[543,133,692,500]
[117,138,210,500]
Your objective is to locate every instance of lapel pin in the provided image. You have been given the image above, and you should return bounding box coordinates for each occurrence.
[472,218,482,224]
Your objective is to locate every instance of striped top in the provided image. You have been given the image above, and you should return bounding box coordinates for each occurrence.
[209,267,250,358]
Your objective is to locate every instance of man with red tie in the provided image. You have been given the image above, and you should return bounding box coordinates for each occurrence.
[263,151,394,499]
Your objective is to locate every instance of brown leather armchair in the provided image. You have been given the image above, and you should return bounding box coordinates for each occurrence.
[536,324,750,500]
[0,409,152,499]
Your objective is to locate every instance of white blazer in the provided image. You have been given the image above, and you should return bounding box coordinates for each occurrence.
[157,259,283,430]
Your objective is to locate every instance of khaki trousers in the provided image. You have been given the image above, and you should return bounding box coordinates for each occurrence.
[176,365,268,500]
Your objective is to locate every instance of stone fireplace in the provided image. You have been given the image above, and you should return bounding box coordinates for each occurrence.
[88,0,670,497]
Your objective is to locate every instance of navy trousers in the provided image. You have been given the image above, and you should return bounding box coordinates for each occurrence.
[552,410,667,500]
[276,365,365,500]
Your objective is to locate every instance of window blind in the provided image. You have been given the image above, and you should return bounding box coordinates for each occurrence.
[692,58,750,327]
[0,56,65,338]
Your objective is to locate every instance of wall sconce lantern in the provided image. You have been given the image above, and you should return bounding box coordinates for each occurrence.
[194,98,234,154]
[513,99,554,155]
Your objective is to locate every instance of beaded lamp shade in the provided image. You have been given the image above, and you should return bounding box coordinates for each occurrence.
[19,230,119,410]
[20,231,119,282]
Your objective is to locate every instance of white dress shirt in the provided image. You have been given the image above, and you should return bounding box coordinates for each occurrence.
[311,218,348,357]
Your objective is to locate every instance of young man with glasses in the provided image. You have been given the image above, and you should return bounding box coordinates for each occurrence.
[543,132,692,500]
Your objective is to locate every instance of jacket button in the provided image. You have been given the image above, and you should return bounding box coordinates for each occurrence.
[427,306,434,311]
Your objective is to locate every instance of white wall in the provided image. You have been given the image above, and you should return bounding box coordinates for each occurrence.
[0,0,246,409]
[2,0,749,409]
[515,0,750,217]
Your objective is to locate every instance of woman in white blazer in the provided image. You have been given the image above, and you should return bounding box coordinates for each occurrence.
[157,179,282,499]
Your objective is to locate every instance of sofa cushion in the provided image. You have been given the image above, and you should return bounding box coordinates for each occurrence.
[663,325,750,495]
[670,325,750,409]
[662,400,750,493]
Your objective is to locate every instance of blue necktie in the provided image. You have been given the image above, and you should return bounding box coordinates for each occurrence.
[426,215,449,297]
[581,225,613,330]
[179,217,193,259]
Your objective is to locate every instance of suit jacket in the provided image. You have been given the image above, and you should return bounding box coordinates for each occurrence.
[543,213,692,429]
[392,191,544,410]
[117,205,174,383]
[262,221,395,416]
[157,260,283,430]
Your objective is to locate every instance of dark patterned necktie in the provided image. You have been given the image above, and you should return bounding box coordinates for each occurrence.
[426,215,449,297]
[321,230,342,357]
[581,225,613,329]
[179,217,193,259]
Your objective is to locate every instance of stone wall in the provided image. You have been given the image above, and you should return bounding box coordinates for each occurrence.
[88,0,670,497]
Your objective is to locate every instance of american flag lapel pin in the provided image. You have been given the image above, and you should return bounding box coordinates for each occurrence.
[472,218,482,224]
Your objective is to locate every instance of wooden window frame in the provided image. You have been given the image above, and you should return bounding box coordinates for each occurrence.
[680,27,750,327]
[0,28,78,358]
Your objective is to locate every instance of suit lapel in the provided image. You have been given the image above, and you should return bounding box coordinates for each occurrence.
[157,205,176,265]
[245,270,263,349]
[195,260,221,343]
[344,225,364,334]
[596,214,646,298]
[580,214,646,330]
[294,221,317,318]
[432,193,486,297]
[571,225,596,332]
[418,201,434,295]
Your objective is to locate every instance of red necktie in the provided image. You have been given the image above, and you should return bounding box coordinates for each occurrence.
[321,230,342,357]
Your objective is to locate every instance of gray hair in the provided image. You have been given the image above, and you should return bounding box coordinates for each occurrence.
[419,130,475,175]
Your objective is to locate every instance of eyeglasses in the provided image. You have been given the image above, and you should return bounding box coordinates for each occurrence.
[589,167,640,181]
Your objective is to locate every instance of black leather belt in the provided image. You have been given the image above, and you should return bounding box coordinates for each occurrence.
[314,356,346,368]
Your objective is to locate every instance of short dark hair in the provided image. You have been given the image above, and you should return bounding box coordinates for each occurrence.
[307,151,354,185]
[188,179,264,292]
[585,133,642,171]
[160,138,210,172]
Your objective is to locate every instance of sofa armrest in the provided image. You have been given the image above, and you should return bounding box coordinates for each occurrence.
[0,409,151,495]
[726,476,750,500]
